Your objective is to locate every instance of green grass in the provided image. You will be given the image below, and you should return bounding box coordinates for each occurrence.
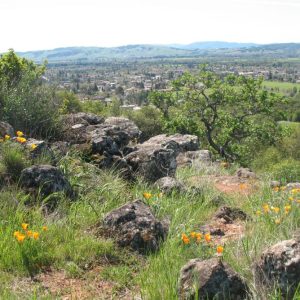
[0,151,300,299]
[263,80,300,94]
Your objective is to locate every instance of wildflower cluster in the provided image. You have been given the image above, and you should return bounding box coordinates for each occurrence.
[0,130,37,151]
[181,232,224,255]
[143,192,163,200]
[256,186,300,224]
[13,223,47,243]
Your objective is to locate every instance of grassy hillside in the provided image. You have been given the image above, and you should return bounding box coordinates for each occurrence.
[13,43,300,63]
[0,147,299,299]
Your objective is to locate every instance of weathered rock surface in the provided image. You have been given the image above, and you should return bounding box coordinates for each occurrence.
[124,145,177,182]
[90,117,140,155]
[286,182,300,191]
[103,200,168,254]
[178,258,248,300]
[177,150,212,168]
[236,168,256,179]
[124,134,199,182]
[270,180,281,188]
[200,206,249,244]
[154,176,186,194]
[20,165,73,197]
[143,134,199,155]
[0,121,14,137]
[254,238,300,299]
[25,138,47,151]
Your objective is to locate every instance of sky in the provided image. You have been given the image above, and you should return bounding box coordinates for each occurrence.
[0,0,300,52]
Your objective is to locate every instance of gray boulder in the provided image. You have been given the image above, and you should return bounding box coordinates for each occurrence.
[254,238,300,299]
[144,134,199,155]
[20,165,73,198]
[236,168,256,179]
[286,182,300,191]
[178,258,248,300]
[103,200,168,254]
[154,176,186,194]
[177,150,212,168]
[0,121,14,137]
[90,117,140,155]
[124,134,199,182]
[270,180,281,188]
[125,144,177,182]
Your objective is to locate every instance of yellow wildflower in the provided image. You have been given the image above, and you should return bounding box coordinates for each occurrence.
[30,144,37,150]
[26,230,33,237]
[16,137,27,144]
[21,223,29,230]
[16,233,26,243]
[14,231,21,237]
[273,187,279,192]
[239,183,247,190]
[33,232,39,240]
[16,131,24,137]
[196,235,202,243]
[271,207,280,214]
[256,210,262,216]
[143,192,152,200]
[42,226,48,231]
[291,188,300,194]
[4,134,10,140]
[190,232,196,239]
[284,205,291,214]
[204,233,211,243]
[181,233,190,245]
[216,245,224,254]
[288,197,294,201]
[263,204,270,213]
[275,219,281,225]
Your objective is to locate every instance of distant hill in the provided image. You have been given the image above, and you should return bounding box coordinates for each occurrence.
[13,43,300,63]
[169,41,258,50]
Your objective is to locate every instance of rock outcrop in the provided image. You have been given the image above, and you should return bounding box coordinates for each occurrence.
[0,121,14,137]
[103,200,168,254]
[177,150,212,168]
[178,258,248,300]
[20,165,73,198]
[254,238,300,299]
[236,168,256,180]
[124,134,199,182]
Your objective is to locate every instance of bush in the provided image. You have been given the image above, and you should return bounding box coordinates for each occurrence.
[58,91,82,114]
[126,106,163,141]
[268,159,300,183]
[0,142,28,181]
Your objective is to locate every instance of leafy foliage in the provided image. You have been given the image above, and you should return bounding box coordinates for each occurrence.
[151,67,287,164]
[0,50,61,138]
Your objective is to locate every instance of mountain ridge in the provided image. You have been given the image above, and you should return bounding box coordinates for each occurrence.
[9,42,300,63]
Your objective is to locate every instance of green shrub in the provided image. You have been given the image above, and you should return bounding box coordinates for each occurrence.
[58,91,82,114]
[268,159,300,183]
[0,142,28,181]
[126,106,163,141]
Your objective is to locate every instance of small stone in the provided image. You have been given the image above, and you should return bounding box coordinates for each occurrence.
[154,176,186,194]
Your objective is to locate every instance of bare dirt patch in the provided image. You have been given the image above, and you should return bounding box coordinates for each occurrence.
[11,267,138,300]
[187,174,258,196]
